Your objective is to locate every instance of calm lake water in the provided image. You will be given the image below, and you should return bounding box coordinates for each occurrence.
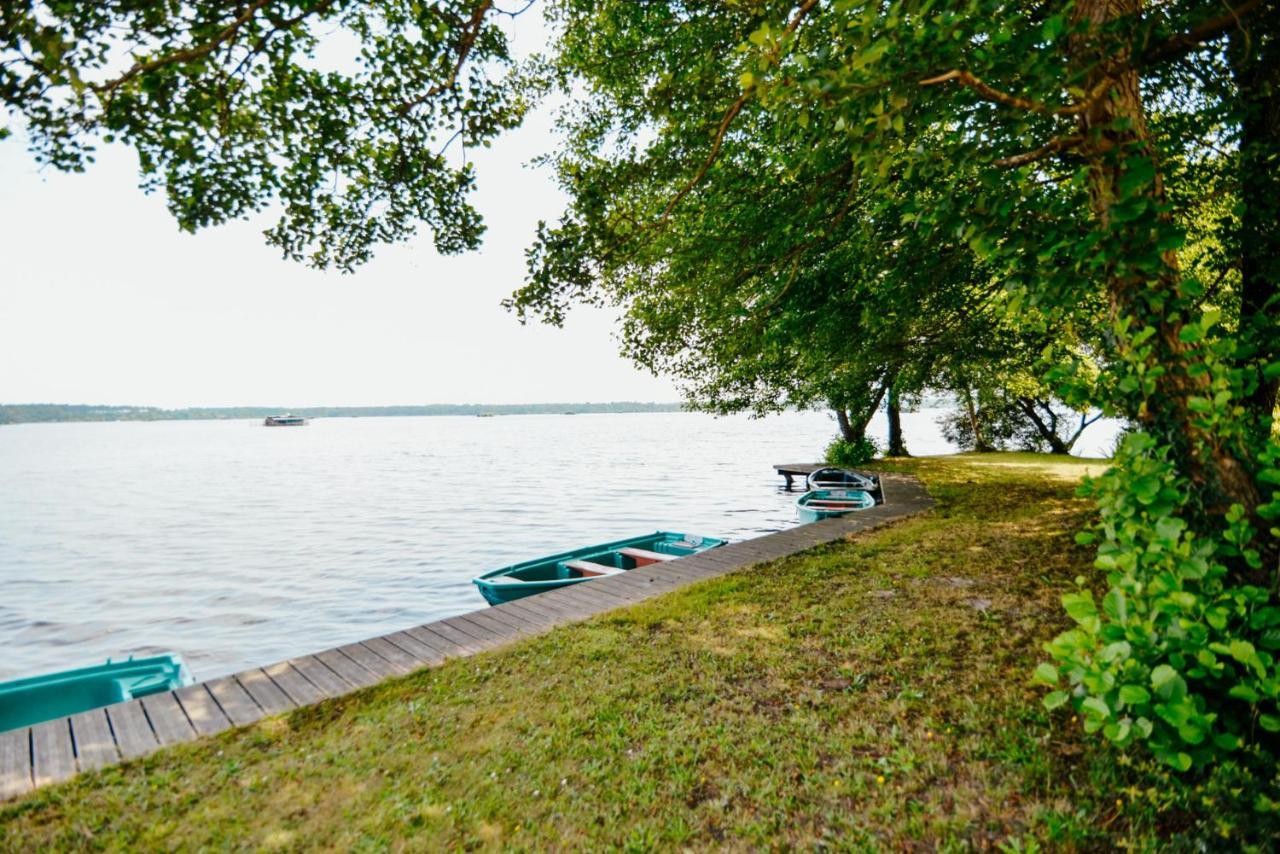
[0,410,1119,682]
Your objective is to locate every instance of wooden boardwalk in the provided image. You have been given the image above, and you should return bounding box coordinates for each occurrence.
[0,473,932,802]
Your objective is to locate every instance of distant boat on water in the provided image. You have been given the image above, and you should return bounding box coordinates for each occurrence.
[264,414,308,427]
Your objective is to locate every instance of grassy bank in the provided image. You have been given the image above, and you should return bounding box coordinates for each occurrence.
[2,454,1182,848]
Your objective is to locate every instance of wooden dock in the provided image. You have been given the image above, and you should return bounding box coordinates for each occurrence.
[0,473,933,802]
[774,463,826,490]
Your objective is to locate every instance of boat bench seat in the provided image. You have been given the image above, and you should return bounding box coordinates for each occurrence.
[618,547,677,567]
[563,560,624,578]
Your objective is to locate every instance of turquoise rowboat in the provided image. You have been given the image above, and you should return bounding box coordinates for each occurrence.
[0,654,194,733]
[796,489,876,523]
[473,531,727,605]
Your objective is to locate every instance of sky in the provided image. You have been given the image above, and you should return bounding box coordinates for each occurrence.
[0,12,679,409]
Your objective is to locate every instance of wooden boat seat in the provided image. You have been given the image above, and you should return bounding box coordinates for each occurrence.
[618,547,676,567]
[563,560,624,578]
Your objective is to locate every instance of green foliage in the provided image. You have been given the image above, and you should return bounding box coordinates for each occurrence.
[1042,431,1280,782]
[0,1,526,269]
[824,435,879,468]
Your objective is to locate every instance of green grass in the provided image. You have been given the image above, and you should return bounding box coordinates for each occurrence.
[1,454,1174,849]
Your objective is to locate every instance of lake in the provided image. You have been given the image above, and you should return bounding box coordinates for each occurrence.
[0,409,1118,681]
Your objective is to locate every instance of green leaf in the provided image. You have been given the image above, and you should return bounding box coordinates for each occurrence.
[1062,592,1097,624]
[1043,691,1069,710]
[1032,662,1059,686]
[1119,685,1150,706]
[1152,665,1186,700]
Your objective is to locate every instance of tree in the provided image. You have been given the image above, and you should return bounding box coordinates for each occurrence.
[509,0,1280,785]
[1,0,526,270]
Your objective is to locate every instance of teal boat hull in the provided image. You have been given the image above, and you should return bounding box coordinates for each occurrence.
[0,654,194,733]
[473,531,727,605]
[796,489,876,523]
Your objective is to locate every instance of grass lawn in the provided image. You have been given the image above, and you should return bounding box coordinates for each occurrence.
[2,453,1187,849]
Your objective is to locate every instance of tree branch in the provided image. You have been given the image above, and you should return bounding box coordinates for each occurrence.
[919,69,1114,116]
[994,133,1085,168]
[397,0,495,116]
[1140,0,1263,66]
[95,0,275,95]
[658,0,820,224]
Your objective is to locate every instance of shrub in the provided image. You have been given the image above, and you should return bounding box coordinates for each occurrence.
[1037,432,1280,799]
[824,435,879,467]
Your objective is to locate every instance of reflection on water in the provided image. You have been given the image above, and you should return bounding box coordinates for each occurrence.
[0,409,1118,680]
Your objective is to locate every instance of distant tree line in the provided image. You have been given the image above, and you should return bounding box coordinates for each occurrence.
[0,403,685,426]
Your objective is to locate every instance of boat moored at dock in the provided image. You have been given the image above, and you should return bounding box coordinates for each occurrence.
[0,654,194,733]
[473,531,726,605]
[795,488,876,523]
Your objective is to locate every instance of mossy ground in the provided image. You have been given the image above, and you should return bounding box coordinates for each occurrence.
[2,453,1174,849]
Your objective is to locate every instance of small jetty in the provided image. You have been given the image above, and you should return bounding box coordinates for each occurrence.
[0,473,932,801]
[773,463,826,491]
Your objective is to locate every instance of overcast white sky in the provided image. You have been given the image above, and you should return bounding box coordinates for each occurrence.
[0,12,679,409]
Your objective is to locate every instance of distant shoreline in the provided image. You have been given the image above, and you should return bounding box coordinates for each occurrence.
[0,402,687,426]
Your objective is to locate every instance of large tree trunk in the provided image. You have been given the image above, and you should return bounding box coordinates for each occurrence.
[1016,397,1072,455]
[961,387,994,452]
[886,384,909,456]
[1232,19,1280,441]
[1071,0,1260,519]
[832,380,889,444]
[834,407,858,442]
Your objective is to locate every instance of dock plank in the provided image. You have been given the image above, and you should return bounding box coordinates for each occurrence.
[286,656,351,699]
[262,661,324,707]
[30,719,77,787]
[382,631,447,666]
[236,667,298,716]
[68,709,119,772]
[405,624,476,657]
[448,613,517,645]
[340,642,407,678]
[469,607,539,637]
[315,648,383,689]
[433,616,503,650]
[0,728,31,800]
[142,692,199,746]
[206,677,265,727]
[106,700,160,759]
[360,637,424,674]
[174,685,231,737]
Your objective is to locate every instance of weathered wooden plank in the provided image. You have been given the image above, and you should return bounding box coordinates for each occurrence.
[285,656,351,699]
[315,648,383,689]
[106,699,160,759]
[30,719,77,787]
[481,606,555,638]
[68,709,119,772]
[488,600,557,627]
[205,676,265,727]
[450,612,521,644]
[509,592,598,620]
[471,606,540,636]
[0,727,32,801]
[262,661,326,706]
[174,684,232,737]
[339,642,406,679]
[382,631,447,666]
[404,624,471,658]
[433,616,503,650]
[236,667,298,716]
[493,599,568,628]
[360,637,423,674]
[141,691,198,746]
